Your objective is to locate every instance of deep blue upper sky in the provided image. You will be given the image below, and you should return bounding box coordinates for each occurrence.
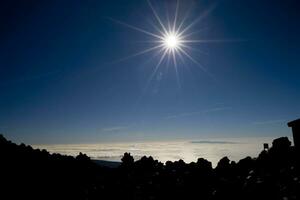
[1,0,299,144]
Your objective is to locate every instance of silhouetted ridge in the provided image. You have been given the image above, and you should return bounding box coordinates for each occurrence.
[0,134,299,200]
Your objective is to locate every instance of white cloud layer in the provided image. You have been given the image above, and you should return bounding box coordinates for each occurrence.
[34,137,277,167]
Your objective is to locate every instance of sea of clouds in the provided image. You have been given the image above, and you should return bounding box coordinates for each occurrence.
[33,137,276,166]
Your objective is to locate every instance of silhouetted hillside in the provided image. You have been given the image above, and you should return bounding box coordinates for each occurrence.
[0,134,299,200]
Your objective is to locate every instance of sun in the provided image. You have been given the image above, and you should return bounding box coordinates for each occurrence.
[110,0,219,88]
[163,33,181,50]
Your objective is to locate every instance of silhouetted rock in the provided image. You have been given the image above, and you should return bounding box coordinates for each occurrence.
[197,158,213,172]
[288,119,300,149]
[0,134,299,200]
[272,137,291,150]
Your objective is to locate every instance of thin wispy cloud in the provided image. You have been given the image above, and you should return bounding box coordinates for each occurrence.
[253,119,286,125]
[202,106,232,113]
[190,140,239,144]
[102,126,129,132]
[165,106,232,120]
[165,111,203,119]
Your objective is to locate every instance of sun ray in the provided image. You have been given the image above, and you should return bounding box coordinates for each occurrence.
[175,48,186,65]
[181,39,246,43]
[178,4,217,37]
[148,20,166,37]
[144,48,169,91]
[180,43,209,55]
[175,2,195,36]
[109,17,164,40]
[177,46,216,80]
[177,46,208,73]
[166,50,172,72]
[110,44,165,64]
[173,0,179,33]
[147,0,168,34]
[176,48,194,76]
[180,27,209,39]
[166,3,172,32]
[172,49,181,89]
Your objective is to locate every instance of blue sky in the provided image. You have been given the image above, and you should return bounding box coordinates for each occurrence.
[1,0,299,144]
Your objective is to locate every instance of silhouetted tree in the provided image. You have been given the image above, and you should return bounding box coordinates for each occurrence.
[121,152,134,168]
[76,152,90,162]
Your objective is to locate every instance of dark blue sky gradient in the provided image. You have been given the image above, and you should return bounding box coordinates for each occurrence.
[1,0,299,144]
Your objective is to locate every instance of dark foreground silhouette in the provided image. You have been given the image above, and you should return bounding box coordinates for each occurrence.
[0,135,299,200]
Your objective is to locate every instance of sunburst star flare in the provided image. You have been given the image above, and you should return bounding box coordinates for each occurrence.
[111,0,219,88]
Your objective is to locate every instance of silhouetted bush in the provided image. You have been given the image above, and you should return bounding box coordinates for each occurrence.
[0,134,299,200]
[121,152,134,168]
